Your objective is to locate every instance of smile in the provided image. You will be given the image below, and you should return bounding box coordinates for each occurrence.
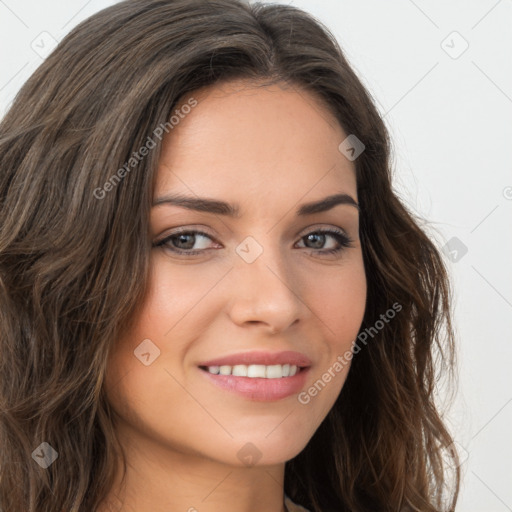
[200,363,299,379]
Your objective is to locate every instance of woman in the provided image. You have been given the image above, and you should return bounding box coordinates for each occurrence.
[0,1,460,511]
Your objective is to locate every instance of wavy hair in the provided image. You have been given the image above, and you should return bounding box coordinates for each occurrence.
[0,0,460,510]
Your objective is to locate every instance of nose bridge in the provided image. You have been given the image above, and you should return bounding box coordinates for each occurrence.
[227,233,303,331]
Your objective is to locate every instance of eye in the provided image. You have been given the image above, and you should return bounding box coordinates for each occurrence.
[153,226,354,256]
[295,228,354,255]
[153,228,218,255]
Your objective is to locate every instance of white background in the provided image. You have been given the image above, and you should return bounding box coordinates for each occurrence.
[1,1,511,510]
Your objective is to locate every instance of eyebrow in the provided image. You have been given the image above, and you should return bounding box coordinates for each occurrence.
[152,192,360,216]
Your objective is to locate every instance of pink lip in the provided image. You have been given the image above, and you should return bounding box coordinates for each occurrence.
[197,350,312,368]
[198,366,310,401]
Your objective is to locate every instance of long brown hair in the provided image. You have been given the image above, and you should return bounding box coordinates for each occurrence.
[0,1,460,510]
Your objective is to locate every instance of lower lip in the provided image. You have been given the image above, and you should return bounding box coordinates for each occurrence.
[198,366,310,401]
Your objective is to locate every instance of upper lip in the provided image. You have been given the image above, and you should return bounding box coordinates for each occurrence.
[198,350,312,368]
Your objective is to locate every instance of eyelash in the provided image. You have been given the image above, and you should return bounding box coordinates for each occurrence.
[153,227,354,257]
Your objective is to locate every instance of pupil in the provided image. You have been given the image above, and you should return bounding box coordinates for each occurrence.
[307,233,324,249]
[176,233,194,249]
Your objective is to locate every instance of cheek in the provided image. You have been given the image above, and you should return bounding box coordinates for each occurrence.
[103,257,227,411]
[294,258,366,408]
[304,258,367,344]
[129,259,219,344]
[144,254,234,335]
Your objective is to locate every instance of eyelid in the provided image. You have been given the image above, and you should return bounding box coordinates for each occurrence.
[153,225,219,245]
[297,223,350,238]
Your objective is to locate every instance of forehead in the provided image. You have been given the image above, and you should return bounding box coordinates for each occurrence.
[155,80,357,205]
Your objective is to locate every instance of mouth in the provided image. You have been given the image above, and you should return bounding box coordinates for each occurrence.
[196,351,312,401]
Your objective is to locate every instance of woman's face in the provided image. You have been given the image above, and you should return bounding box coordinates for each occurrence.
[105,80,366,468]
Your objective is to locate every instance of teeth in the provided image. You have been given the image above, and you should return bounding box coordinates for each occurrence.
[232,365,247,377]
[204,364,299,378]
[219,365,230,375]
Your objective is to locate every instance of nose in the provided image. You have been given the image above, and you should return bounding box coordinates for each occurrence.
[226,240,305,334]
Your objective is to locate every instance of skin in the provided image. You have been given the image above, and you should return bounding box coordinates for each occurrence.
[99,79,367,512]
